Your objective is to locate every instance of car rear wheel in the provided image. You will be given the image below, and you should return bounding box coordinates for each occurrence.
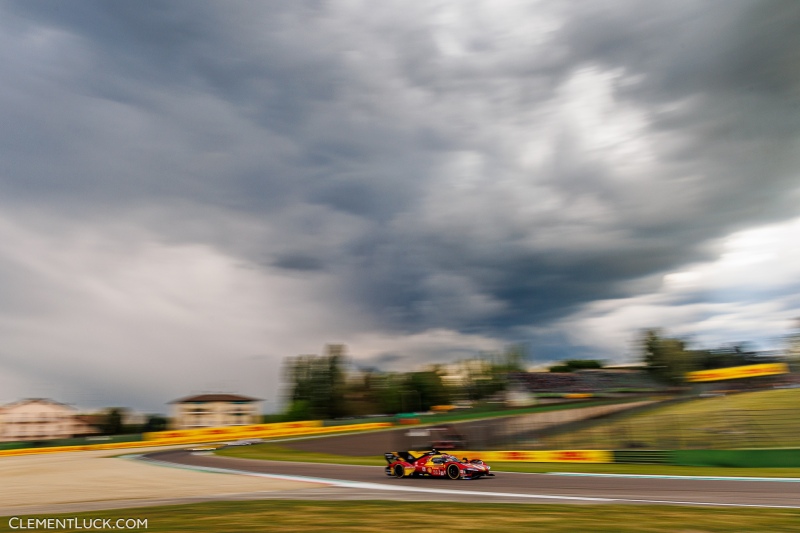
[393,464,406,478]
[447,464,461,480]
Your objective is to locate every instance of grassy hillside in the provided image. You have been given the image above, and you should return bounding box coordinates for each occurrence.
[534,388,800,450]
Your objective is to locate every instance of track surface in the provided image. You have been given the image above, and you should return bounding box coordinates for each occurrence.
[143,450,800,507]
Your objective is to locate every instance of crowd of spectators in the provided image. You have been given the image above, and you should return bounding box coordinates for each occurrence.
[510,368,800,395]
[509,370,663,393]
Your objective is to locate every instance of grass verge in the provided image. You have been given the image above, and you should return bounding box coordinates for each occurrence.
[216,443,800,478]
[3,500,800,532]
[539,389,800,449]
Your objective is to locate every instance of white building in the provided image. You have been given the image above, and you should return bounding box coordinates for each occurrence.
[169,393,262,429]
[0,398,81,442]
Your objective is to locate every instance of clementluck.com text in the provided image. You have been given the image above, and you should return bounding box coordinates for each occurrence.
[8,517,148,530]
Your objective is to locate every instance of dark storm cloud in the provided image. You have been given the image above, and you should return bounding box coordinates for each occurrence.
[272,253,325,272]
[1,2,330,207]
[1,0,799,392]
[367,0,800,336]
[555,0,800,223]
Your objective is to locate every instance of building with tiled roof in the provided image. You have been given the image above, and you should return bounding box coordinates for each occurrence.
[0,398,79,442]
[169,393,262,429]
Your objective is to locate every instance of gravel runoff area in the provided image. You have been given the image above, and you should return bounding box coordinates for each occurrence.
[0,446,325,516]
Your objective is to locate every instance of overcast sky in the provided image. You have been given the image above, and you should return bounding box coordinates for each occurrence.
[1,1,799,413]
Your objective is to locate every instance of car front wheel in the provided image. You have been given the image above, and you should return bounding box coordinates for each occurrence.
[447,464,461,480]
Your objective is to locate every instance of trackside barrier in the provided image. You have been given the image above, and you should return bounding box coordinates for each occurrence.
[143,420,322,441]
[672,449,800,468]
[6,441,800,467]
[612,450,671,464]
[0,446,93,456]
[455,450,613,463]
[0,439,199,456]
[685,362,789,382]
[0,422,394,457]
[143,421,393,446]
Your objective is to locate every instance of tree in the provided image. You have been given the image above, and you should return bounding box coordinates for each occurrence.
[101,408,124,435]
[499,344,527,373]
[283,344,348,419]
[640,329,697,385]
[694,343,763,370]
[283,400,312,422]
[404,371,451,411]
[787,318,800,372]
[143,414,168,432]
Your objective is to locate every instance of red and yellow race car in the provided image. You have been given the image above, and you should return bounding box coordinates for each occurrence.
[384,449,494,480]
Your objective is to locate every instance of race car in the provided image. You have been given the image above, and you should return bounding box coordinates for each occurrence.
[384,449,493,480]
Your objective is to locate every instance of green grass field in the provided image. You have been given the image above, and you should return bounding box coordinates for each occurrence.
[217,442,800,478]
[536,388,800,450]
[3,501,800,533]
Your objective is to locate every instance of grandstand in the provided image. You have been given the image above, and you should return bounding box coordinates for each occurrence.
[509,369,663,395]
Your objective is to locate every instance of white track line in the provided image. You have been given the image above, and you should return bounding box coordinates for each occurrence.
[550,472,800,482]
[135,456,610,502]
[133,455,800,509]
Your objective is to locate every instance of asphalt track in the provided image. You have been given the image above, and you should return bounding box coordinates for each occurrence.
[141,449,800,508]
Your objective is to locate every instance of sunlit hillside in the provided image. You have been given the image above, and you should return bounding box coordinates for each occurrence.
[533,388,800,450]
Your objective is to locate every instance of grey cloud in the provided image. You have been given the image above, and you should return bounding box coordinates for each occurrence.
[272,253,325,272]
[366,352,404,368]
[555,0,800,220]
[1,1,799,409]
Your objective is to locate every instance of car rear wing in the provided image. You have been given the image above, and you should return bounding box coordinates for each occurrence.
[384,451,419,463]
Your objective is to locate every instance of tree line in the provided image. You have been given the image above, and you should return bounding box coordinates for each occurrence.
[641,328,784,385]
[279,327,796,421]
[281,344,526,420]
